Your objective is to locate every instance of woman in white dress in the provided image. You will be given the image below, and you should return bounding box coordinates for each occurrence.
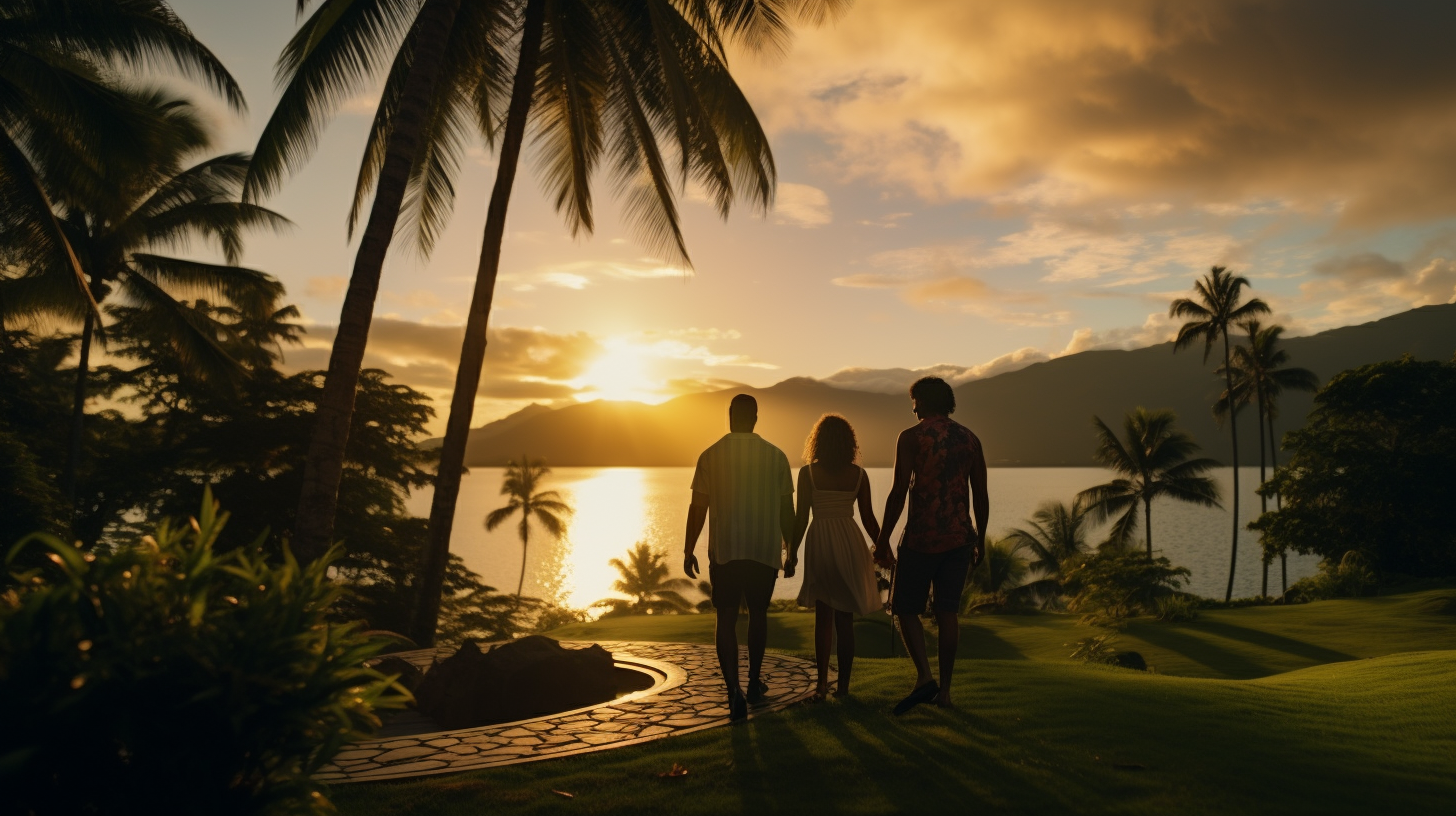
[788,414,884,699]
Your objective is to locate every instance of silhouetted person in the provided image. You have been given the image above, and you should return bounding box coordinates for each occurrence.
[684,394,794,721]
[788,414,883,700]
[874,377,988,714]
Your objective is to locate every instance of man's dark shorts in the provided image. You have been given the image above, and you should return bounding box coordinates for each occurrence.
[710,559,777,612]
[891,544,973,615]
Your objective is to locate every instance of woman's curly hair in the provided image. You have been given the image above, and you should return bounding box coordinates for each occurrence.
[802,414,859,468]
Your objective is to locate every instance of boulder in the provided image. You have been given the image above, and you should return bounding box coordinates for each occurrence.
[1113,651,1148,671]
[414,636,618,729]
[372,656,425,693]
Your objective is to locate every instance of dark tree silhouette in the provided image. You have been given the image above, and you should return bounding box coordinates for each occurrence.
[594,542,693,617]
[482,456,572,619]
[1078,408,1222,559]
[1170,266,1269,601]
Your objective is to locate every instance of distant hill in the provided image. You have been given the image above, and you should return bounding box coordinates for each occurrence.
[456,304,1456,467]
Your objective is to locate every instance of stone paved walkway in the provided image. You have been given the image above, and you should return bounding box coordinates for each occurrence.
[317,641,823,783]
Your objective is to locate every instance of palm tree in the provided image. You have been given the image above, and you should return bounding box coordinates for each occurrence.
[244,0,472,561]
[0,0,243,322]
[414,0,846,646]
[963,539,1034,612]
[1221,321,1319,596]
[1,92,288,509]
[594,542,693,617]
[1078,408,1223,560]
[1170,266,1269,601]
[1004,499,1092,576]
[481,455,572,619]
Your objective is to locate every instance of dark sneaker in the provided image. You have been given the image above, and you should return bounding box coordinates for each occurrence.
[729,690,749,722]
[892,681,939,716]
[747,678,770,704]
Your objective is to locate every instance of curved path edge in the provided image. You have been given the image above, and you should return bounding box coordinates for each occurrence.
[317,640,824,783]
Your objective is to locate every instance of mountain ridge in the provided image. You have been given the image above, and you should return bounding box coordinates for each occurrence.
[451,304,1456,467]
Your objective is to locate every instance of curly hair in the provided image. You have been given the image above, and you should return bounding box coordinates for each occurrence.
[802,414,859,468]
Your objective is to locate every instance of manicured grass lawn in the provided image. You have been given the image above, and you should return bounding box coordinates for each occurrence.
[330,589,1456,816]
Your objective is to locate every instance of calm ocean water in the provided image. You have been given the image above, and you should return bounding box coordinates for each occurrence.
[404,467,1318,611]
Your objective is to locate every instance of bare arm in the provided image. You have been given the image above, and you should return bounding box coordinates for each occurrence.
[788,466,813,559]
[875,429,917,563]
[970,437,989,557]
[683,497,707,579]
[856,466,881,543]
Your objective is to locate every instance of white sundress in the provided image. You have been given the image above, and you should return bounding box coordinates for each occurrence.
[795,466,883,616]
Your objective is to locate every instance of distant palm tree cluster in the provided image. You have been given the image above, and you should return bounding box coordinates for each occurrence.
[975,266,1321,609]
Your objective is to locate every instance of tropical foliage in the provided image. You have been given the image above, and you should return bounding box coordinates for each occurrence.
[1078,408,1221,558]
[1061,550,1192,626]
[0,491,408,816]
[963,538,1037,612]
[1250,357,1456,579]
[1004,499,1093,574]
[595,542,693,617]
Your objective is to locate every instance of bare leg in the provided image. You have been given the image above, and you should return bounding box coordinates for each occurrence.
[896,612,935,690]
[814,602,833,696]
[715,605,742,698]
[934,609,959,707]
[746,605,769,691]
[834,610,855,695]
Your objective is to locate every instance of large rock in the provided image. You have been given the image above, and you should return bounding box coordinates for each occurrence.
[414,636,618,729]
[1113,651,1148,671]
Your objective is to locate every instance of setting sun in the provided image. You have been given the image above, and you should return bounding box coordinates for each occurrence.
[572,339,671,404]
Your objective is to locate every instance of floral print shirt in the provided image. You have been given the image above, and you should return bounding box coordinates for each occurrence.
[902,416,981,553]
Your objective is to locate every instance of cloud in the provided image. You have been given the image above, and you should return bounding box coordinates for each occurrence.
[340,93,379,116]
[820,348,1051,394]
[292,319,601,399]
[1313,252,1406,282]
[773,182,833,227]
[832,244,1071,325]
[1057,312,1180,355]
[736,0,1456,226]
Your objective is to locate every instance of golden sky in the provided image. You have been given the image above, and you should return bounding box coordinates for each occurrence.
[169,0,1456,432]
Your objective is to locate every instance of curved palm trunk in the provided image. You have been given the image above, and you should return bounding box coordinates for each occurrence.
[1222,332,1240,603]
[62,310,95,514]
[1255,382,1268,598]
[513,516,530,621]
[413,0,548,647]
[293,0,464,562]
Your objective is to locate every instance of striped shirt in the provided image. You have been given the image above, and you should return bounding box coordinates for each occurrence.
[691,433,794,569]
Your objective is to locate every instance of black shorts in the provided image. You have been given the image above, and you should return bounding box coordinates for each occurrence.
[710,559,777,612]
[891,544,973,616]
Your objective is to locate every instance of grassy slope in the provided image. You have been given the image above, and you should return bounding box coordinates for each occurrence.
[332,590,1456,816]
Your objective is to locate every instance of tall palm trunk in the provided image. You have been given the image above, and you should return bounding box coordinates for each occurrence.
[514,519,530,617]
[1269,413,1286,596]
[1255,380,1268,598]
[1222,332,1240,602]
[413,0,548,647]
[292,0,464,562]
[63,310,95,512]
[1143,496,1153,558]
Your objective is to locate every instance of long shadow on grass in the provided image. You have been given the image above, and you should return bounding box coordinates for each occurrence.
[1126,624,1273,678]
[1192,621,1356,665]
[961,624,1028,661]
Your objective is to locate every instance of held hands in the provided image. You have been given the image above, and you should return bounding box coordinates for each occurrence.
[873,543,895,570]
[684,552,700,580]
[783,554,798,579]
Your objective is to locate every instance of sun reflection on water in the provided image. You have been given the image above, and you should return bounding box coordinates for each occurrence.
[550,468,651,610]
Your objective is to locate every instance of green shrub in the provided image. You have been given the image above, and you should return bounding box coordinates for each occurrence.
[1061,551,1191,626]
[1155,594,1201,622]
[1285,551,1379,603]
[1066,634,1120,664]
[0,491,408,816]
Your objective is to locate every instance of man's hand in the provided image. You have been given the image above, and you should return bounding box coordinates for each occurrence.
[783,554,798,579]
[970,534,985,569]
[684,552,700,580]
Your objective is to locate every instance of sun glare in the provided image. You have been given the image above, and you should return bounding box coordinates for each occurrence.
[573,340,670,404]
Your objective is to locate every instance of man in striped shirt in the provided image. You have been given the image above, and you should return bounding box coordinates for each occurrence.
[683,394,795,721]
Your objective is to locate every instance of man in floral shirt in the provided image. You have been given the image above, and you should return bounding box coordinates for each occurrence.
[874,377,989,714]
